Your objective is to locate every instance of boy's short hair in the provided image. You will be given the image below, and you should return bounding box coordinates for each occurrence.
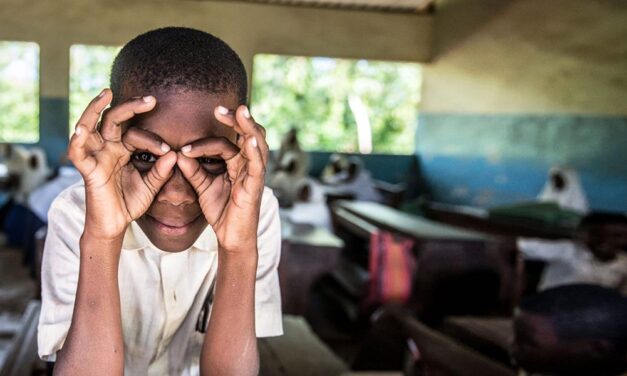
[579,212,627,227]
[519,284,627,348]
[110,27,247,105]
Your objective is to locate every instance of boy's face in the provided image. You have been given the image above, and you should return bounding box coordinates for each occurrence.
[122,87,239,252]
[580,222,627,261]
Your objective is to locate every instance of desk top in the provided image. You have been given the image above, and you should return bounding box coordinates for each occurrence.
[424,201,575,239]
[281,216,344,249]
[336,200,490,242]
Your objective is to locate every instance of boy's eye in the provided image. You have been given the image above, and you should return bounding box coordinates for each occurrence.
[198,157,226,174]
[132,152,157,163]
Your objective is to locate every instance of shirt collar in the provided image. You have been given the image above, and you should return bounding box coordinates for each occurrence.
[122,221,218,253]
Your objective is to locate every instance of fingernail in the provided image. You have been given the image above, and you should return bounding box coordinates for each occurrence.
[217,106,229,115]
[242,106,251,119]
[98,90,106,98]
[161,143,170,153]
[75,126,82,135]
[251,137,258,148]
[181,144,192,153]
[143,96,154,103]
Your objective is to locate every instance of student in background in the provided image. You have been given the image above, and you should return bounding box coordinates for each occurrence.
[2,145,51,203]
[275,127,309,178]
[518,213,627,293]
[512,284,627,375]
[320,153,349,185]
[267,128,309,206]
[337,156,383,202]
[538,166,589,214]
[283,177,332,232]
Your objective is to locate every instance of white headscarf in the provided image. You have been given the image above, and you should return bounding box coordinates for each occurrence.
[287,178,332,232]
[538,166,589,214]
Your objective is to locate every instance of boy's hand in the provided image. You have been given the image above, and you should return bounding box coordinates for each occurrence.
[177,105,268,253]
[68,89,177,241]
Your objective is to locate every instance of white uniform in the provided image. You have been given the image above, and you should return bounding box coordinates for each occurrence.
[538,166,589,214]
[38,182,283,375]
[518,238,627,294]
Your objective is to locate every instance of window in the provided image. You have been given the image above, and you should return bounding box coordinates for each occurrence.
[251,54,422,154]
[0,41,40,143]
[69,44,120,130]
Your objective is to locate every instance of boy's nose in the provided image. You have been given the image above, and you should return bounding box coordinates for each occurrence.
[156,167,196,206]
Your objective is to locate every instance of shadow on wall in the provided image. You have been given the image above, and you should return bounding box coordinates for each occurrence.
[415,113,627,212]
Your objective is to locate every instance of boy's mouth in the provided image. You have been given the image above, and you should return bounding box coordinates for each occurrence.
[147,214,201,236]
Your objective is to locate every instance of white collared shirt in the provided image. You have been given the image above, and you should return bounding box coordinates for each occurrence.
[38,182,283,375]
[518,238,627,294]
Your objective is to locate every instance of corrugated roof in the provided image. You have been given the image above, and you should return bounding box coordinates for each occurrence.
[207,0,435,13]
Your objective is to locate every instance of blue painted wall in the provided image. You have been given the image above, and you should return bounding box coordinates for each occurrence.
[38,97,70,167]
[416,113,627,212]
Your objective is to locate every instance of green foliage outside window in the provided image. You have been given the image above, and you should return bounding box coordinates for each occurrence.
[251,54,421,154]
[0,41,39,143]
[69,45,120,131]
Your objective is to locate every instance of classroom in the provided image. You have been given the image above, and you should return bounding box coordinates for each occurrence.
[1,0,626,375]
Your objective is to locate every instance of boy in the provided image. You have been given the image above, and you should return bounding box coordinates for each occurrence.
[38,27,282,375]
[518,212,627,293]
[512,284,627,375]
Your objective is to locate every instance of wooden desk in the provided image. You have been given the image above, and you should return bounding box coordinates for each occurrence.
[279,218,344,315]
[335,200,490,242]
[424,201,575,239]
[332,201,521,319]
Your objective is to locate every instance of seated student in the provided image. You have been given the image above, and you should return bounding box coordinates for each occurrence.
[334,156,383,202]
[274,127,309,179]
[282,177,332,232]
[512,284,627,375]
[538,166,589,214]
[267,129,310,206]
[518,213,627,293]
[320,153,350,185]
[38,27,282,375]
[5,145,51,203]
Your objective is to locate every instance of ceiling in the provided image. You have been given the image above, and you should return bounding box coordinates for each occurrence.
[207,0,436,13]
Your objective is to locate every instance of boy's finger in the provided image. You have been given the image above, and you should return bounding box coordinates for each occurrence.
[142,151,177,196]
[213,106,242,134]
[101,96,156,142]
[179,137,239,161]
[176,153,214,196]
[74,89,111,134]
[242,136,265,196]
[234,106,269,166]
[200,174,230,225]
[67,124,97,175]
[122,127,170,156]
[215,106,268,164]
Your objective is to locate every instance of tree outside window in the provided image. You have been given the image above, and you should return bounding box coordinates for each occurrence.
[69,45,120,132]
[251,54,422,155]
[0,41,39,143]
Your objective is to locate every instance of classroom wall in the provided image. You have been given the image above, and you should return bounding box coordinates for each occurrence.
[418,0,627,211]
[0,0,432,167]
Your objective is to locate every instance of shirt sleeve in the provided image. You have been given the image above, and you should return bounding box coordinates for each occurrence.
[254,187,283,337]
[37,185,85,361]
[516,238,576,261]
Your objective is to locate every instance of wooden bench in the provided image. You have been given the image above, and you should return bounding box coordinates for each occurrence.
[358,307,516,376]
[279,218,344,315]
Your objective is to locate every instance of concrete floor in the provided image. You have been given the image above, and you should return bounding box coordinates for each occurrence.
[0,234,43,375]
